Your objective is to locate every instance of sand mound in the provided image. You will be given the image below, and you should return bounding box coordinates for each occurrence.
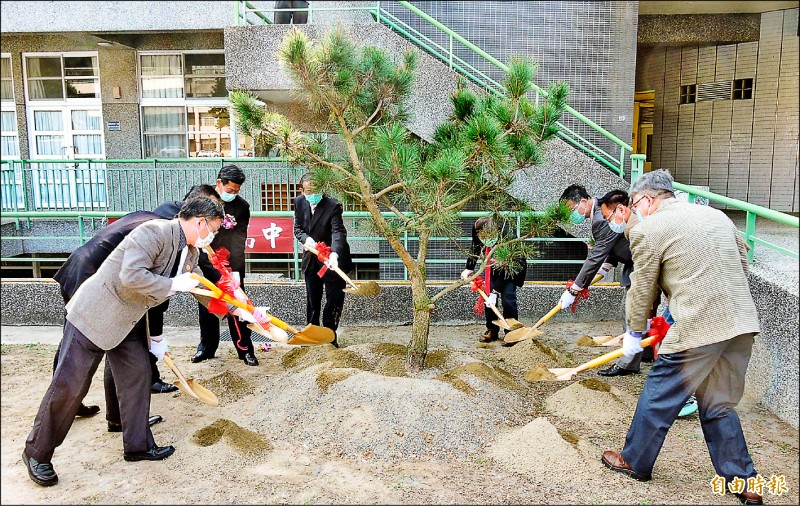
[252,363,528,461]
[544,379,635,423]
[497,338,566,370]
[524,364,557,381]
[192,418,272,458]
[575,335,599,346]
[201,371,251,403]
[489,418,592,482]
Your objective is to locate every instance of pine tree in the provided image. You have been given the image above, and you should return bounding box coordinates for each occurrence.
[230,27,571,371]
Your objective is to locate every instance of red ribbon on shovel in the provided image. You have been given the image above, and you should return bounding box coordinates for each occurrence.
[647,315,671,360]
[316,242,332,278]
[565,279,590,314]
[470,276,486,316]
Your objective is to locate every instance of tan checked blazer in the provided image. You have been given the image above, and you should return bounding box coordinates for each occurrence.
[625,198,760,354]
[66,219,205,350]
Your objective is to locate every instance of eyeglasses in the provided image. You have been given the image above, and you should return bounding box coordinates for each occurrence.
[630,195,648,211]
[203,218,220,235]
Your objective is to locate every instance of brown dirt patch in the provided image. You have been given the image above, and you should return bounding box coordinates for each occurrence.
[575,335,598,346]
[524,364,558,382]
[201,370,251,403]
[316,367,359,393]
[192,418,271,457]
[497,338,566,370]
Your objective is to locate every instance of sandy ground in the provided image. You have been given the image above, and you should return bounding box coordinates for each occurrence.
[2,321,798,505]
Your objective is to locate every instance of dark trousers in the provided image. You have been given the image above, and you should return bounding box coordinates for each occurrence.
[274,0,308,24]
[621,333,757,480]
[305,269,346,331]
[197,275,254,358]
[485,276,519,335]
[27,319,155,461]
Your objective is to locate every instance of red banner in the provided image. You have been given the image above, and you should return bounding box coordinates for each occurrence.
[245,217,295,253]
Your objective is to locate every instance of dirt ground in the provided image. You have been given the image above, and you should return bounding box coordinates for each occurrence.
[2,321,798,505]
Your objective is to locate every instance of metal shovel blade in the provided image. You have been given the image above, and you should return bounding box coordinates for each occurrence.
[286,324,335,345]
[343,281,381,296]
[503,325,544,343]
[174,379,219,406]
[247,323,290,344]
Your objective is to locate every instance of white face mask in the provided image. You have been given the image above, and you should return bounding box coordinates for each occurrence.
[195,219,216,248]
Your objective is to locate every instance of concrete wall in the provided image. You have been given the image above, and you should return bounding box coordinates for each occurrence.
[0,1,237,33]
[636,8,799,212]
[638,13,761,46]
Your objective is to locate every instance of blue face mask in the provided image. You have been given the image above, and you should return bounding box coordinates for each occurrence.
[306,194,322,206]
[569,210,586,224]
[608,220,626,234]
[633,209,645,222]
[219,191,235,203]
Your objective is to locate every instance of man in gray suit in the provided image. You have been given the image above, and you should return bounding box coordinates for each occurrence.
[601,170,763,505]
[23,197,225,487]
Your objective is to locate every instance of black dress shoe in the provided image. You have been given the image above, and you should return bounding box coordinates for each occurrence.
[598,364,638,377]
[191,350,213,363]
[123,445,175,462]
[151,379,179,394]
[242,353,259,366]
[735,491,763,505]
[108,415,163,433]
[22,449,58,486]
[75,404,101,418]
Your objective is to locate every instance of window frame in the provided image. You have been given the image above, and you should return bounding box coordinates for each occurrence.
[21,51,101,104]
[679,84,697,105]
[732,78,754,100]
[1,53,24,209]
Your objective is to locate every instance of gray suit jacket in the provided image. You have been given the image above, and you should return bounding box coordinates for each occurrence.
[66,219,204,350]
[625,198,760,354]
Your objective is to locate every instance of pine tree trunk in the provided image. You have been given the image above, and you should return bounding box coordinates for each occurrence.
[406,275,432,372]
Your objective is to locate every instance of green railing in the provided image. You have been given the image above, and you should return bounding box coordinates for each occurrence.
[232,1,641,178]
[0,211,591,282]
[671,182,799,262]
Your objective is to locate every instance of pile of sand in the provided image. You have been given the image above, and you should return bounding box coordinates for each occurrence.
[544,379,635,423]
[488,417,592,482]
[201,371,251,403]
[497,338,566,371]
[192,418,272,458]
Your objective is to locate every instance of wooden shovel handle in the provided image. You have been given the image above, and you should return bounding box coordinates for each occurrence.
[162,352,199,399]
[189,273,302,335]
[301,243,358,290]
[570,336,657,376]
[532,303,562,329]
[476,288,508,324]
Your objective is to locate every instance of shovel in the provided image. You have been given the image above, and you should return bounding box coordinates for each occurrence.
[503,272,607,344]
[302,242,381,296]
[542,336,657,381]
[162,352,219,406]
[595,333,623,346]
[190,273,335,345]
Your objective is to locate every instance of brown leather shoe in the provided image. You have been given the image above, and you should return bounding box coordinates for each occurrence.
[478,328,499,343]
[601,450,651,482]
[735,491,763,505]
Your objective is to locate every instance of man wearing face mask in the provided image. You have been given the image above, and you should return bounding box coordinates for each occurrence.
[462,217,527,344]
[192,165,258,366]
[294,172,353,348]
[602,170,762,505]
[23,197,226,487]
[559,186,648,376]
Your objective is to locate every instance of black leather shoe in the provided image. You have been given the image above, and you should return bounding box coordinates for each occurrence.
[123,445,175,462]
[735,492,763,505]
[598,364,638,377]
[151,379,178,394]
[108,415,163,433]
[242,353,259,366]
[22,449,58,486]
[75,404,100,418]
[191,350,213,363]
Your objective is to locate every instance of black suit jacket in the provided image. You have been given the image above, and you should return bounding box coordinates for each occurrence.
[152,200,182,219]
[200,195,250,282]
[574,200,634,288]
[53,211,163,303]
[293,194,353,274]
[465,221,527,287]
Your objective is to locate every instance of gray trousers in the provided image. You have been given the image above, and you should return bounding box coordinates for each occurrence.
[620,333,757,480]
[26,319,154,462]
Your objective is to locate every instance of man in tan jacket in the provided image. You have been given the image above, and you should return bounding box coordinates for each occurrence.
[23,197,227,487]
[601,170,763,506]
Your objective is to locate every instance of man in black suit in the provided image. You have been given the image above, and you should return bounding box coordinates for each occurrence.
[293,172,353,348]
[461,217,527,344]
[192,165,258,366]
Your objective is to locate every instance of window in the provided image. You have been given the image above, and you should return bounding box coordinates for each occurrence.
[24,53,100,101]
[2,54,23,210]
[261,182,300,211]
[1,55,13,102]
[732,78,753,100]
[139,51,234,158]
[679,84,696,105]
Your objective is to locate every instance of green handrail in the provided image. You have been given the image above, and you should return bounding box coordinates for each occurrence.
[672,182,799,262]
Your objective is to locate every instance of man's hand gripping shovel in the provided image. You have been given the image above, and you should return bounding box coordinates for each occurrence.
[302,242,380,296]
[189,272,335,345]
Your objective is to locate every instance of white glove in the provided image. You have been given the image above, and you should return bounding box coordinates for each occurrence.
[461,269,474,280]
[170,272,199,293]
[621,331,645,358]
[559,290,576,310]
[232,272,241,284]
[597,263,614,283]
[251,306,271,322]
[304,237,317,250]
[149,338,169,361]
[232,307,257,324]
[327,252,339,270]
[485,292,498,307]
